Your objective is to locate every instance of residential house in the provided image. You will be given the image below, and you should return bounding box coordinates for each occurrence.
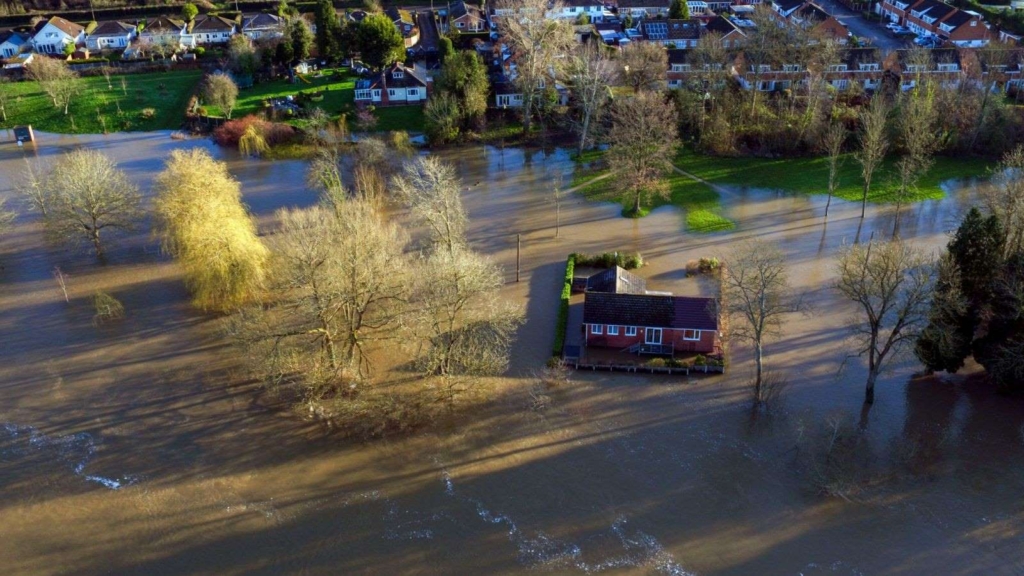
[936,10,989,47]
[641,18,703,48]
[667,48,691,89]
[616,0,670,18]
[32,16,85,54]
[594,21,631,46]
[822,47,883,91]
[904,0,956,38]
[772,0,805,19]
[582,291,722,355]
[879,0,914,25]
[191,14,238,45]
[704,14,746,48]
[450,1,488,32]
[241,13,285,40]
[354,62,429,105]
[386,7,421,48]
[793,3,849,43]
[86,21,136,51]
[138,16,195,52]
[735,52,807,91]
[0,30,29,58]
[494,80,524,107]
[889,47,966,90]
[550,0,606,21]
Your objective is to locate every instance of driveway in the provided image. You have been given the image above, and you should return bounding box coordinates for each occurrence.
[815,0,908,50]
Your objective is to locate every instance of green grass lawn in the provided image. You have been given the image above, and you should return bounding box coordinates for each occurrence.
[220,69,425,133]
[572,153,735,233]
[675,152,993,203]
[0,70,203,134]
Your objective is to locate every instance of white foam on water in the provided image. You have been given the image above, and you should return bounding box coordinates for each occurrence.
[439,467,695,575]
[2,422,137,491]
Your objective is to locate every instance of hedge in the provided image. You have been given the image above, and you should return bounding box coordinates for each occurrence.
[552,254,575,358]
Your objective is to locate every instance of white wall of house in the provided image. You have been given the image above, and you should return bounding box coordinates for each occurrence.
[496,93,523,107]
[87,33,134,51]
[194,30,235,45]
[32,23,80,54]
[1,41,23,58]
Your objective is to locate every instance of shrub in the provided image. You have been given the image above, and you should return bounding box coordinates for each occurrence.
[140,108,156,119]
[552,254,575,357]
[570,251,644,270]
[646,357,666,367]
[694,354,707,366]
[93,291,125,325]
[697,257,721,274]
[213,115,296,148]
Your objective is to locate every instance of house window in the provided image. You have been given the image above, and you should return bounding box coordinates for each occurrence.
[859,63,879,71]
[828,64,847,72]
[372,89,381,98]
[671,64,690,72]
[355,89,372,99]
[937,63,958,72]
[832,79,849,90]
[683,329,701,341]
[757,64,770,73]
[608,325,619,336]
[457,21,465,28]
[591,324,603,335]
[388,89,398,97]
[645,328,662,345]
[393,70,404,78]
[625,326,637,337]
[408,88,419,96]
[782,64,800,72]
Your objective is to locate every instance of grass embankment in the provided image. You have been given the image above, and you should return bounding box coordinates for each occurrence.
[221,69,425,133]
[676,153,993,203]
[0,70,203,134]
[571,150,735,233]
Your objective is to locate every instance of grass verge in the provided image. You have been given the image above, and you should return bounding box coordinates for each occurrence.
[0,70,203,134]
[675,152,992,203]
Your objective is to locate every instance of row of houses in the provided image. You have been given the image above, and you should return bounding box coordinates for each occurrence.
[879,0,991,47]
[666,45,1024,92]
[0,13,288,61]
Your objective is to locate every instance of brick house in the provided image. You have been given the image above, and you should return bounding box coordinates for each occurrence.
[583,292,721,355]
[386,7,420,48]
[822,47,884,91]
[704,15,746,48]
[794,3,849,44]
[640,18,704,48]
[449,1,488,32]
[936,10,989,48]
[882,0,990,46]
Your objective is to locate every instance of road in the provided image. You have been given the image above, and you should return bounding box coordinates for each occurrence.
[816,0,909,50]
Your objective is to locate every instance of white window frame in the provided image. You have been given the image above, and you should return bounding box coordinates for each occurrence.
[388,88,398,97]
[407,88,419,96]
[592,324,603,335]
[625,326,637,337]
[607,325,619,336]
[682,329,701,341]
[645,328,663,345]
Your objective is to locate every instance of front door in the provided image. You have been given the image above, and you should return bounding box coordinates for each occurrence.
[645,328,662,345]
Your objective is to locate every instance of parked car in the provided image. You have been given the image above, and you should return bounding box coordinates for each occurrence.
[885,22,902,31]
[914,35,941,47]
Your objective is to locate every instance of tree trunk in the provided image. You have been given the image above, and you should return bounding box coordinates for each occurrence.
[861,180,869,219]
[754,340,764,402]
[90,229,104,259]
[633,190,641,215]
[864,367,877,404]
[824,191,833,220]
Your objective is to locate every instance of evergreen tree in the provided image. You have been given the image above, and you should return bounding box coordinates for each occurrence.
[948,207,1005,311]
[670,0,690,19]
[357,13,405,70]
[436,50,490,130]
[439,36,455,64]
[314,0,341,62]
[973,252,1024,391]
[289,19,313,62]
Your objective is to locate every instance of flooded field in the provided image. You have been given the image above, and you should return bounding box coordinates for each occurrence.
[1,131,1023,576]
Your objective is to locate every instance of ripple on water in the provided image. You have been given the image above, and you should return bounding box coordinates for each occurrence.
[1,422,138,491]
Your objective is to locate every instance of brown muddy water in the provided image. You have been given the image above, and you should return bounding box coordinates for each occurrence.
[1,131,1023,576]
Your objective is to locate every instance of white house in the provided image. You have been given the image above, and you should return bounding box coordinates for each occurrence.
[615,0,670,18]
[86,21,137,51]
[549,0,605,20]
[0,30,29,58]
[32,16,85,54]
[191,14,238,45]
[354,63,429,105]
[241,13,285,40]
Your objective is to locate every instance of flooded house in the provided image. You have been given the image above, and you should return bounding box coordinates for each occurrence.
[577,267,721,356]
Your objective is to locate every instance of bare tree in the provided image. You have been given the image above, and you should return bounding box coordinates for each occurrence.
[26,57,81,115]
[409,246,524,406]
[856,95,890,219]
[892,81,938,237]
[229,202,411,401]
[620,41,667,93]
[153,148,268,311]
[821,121,847,220]
[721,239,802,403]
[394,156,467,255]
[606,91,680,216]
[985,145,1024,256]
[687,31,728,143]
[835,240,933,404]
[307,147,346,209]
[204,73,239,119]
[0,198,14,238]
[551,179,566,238]
[496,0,575,133]
[565,42,616,156]
[19,149,142,258]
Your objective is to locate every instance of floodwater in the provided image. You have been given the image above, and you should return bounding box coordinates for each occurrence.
[0,131,1022,576]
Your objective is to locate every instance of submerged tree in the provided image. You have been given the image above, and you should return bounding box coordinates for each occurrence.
[620,41,667,93]
[394,156,467,254]
[565,42,616,156]
[855,95,890,219]
[229,202,411,400]
[410,246,524,406]
[153,148,268,311]
[821,121,846,221]
[835,240,933,404]
[721,239,802,403]
[606,91,680,216]
[984,145,1024,256]
[18,149,142,258]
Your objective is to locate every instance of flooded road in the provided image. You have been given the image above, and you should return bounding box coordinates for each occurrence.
[1,131,1022,575]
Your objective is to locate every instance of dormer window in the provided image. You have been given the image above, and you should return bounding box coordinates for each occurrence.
[937,63,958,72]
[828,64,848,72]
[393,70,404,79]
[859,63,880,71]
[783,64,800,72]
